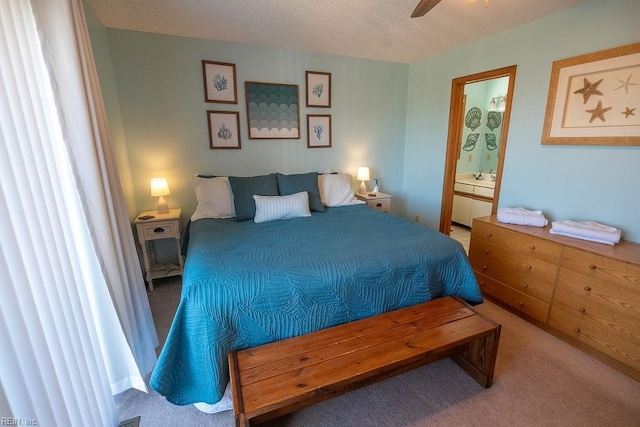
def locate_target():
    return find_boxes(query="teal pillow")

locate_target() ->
[228,174,279,221]
[276,172,325,212]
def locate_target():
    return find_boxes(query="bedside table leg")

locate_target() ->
[140,241,154,291]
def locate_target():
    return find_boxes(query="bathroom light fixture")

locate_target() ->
[150,177,170,214]
[489,95,507,111]
[356,167,370,194]
[498,95,507,111]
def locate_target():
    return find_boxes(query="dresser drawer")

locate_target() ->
[552,287,640,345]
[548,306,640,372]
[478,273,549,322]
[471,220,561,263]
[561,247,640,293]
[557,268,640,320]
[471,257,554,303]
[139,220,177,241]
[469,239,559,285]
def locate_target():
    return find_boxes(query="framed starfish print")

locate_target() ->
[541,42,640,146]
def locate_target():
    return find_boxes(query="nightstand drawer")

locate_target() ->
[366,199,390,212]
[139,220,177,240]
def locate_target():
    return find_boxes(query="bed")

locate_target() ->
[149,173,482,407]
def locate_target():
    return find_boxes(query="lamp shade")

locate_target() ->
[356,167,370,182]
[150,178,170,197]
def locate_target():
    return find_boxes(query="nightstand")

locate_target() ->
[134,209,183,291]
[356,192,392,212]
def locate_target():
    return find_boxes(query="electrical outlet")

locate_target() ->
[467,154,472,162]
[487,154,491,161]
[414,215,420,223]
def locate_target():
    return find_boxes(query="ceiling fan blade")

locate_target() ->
[411,0,443,18]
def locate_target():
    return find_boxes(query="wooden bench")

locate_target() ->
[228,296,501,426]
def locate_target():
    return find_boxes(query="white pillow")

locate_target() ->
[317,173,365,207]
[253,192,311,224]
[191,176,236,221]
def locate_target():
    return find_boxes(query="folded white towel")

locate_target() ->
[550,220,621,245]
[497,207,548,227]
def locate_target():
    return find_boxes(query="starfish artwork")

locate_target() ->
[573,77,604,104]
[585,100,612,123]
[622,107,636,118]
[614,74,638,94]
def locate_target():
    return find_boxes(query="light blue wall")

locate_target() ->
[102,30,408,222]
[404,0,640,243]
[84,5,137,219]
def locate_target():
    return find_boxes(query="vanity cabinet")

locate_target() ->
[469,215,640,381]
[452,182,493,227]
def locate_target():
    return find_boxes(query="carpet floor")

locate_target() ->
[117,276,640,426]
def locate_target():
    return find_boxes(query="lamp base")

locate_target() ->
[359,181,366,194]
[157,196,169,214]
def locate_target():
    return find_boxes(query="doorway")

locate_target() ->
[439,65,517,236]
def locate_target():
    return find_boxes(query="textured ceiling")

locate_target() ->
[86,0,589,64]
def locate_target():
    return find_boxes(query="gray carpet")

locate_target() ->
[117,277,640,426]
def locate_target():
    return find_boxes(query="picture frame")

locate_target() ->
[306,71,331,108]
[202,60,238,104]
[307,114,332,148]
[245,81,300,139]
[541,42,640,146]
[207,110,241,149]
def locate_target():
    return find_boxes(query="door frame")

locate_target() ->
[439,65,517,235]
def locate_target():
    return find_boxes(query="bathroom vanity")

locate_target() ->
[452,173,495,227]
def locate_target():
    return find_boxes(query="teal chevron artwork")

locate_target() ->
[245,81,300,139]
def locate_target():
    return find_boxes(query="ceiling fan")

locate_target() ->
[411,0,442,18]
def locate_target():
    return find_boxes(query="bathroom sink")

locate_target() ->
[454,178,495,189]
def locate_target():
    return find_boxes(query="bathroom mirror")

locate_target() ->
[457,77,509,176]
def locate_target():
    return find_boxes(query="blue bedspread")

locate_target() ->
[150,205,482,405]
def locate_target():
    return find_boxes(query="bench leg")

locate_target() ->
[452,326,501,388]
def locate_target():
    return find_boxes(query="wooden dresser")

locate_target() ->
[469,215,640,381]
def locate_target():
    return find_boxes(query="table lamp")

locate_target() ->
[356,167,370,194]
[150,177,170,214]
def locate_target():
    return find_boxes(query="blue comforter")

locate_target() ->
[150,205,482,405]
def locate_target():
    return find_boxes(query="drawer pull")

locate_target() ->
[153,227,165,233]
[487,232,492,237]
[482,265,488,271]
[589,264,597,270]
[529,245,535,251]
[484,249,490,254]
[578,307,586,314]
[584,286,591,292]
[526,264,532,270]
[518,302,525,308]
[376,203,383,208]
[574,328,581,334]
[522,283,528,289]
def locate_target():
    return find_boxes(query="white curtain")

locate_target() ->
[0,0,158,425]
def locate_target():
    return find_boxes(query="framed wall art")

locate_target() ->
[305,71,331,108]
[207,110,241,149]
[307,114,332,148]
[202,60,238,104]
[245,81,300,139]
[541,42,640,146]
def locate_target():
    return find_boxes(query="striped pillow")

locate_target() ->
[253,192,311,224]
